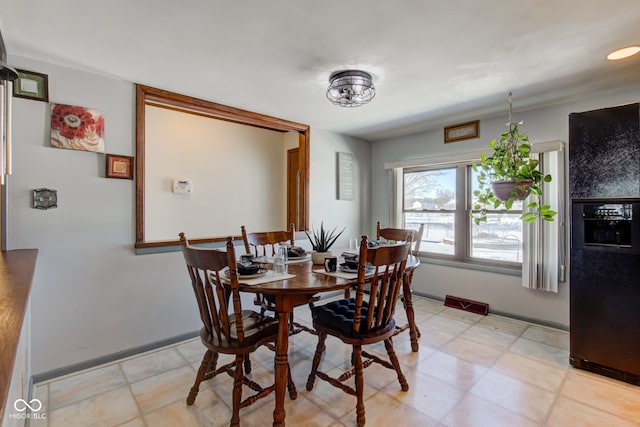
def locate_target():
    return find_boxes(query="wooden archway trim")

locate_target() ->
[134,84,310,249]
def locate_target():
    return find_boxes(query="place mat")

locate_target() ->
[313,268,358,280]
[217,270,296,285]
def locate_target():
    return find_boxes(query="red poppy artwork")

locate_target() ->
[50,103,105,153]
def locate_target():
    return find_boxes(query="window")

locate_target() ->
[389,140,565,286]
[403,163,523,267]
[468,167,524,263]
[404,167,457,256]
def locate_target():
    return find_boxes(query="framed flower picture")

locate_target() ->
[50,103,105,153]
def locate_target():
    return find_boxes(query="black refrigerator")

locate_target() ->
[569,103,640,385]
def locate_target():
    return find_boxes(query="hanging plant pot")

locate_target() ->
[470,92,557,225]
[491,179,533,201]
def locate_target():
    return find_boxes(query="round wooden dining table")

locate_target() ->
[238,255,420,427]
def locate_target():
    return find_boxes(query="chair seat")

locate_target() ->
[202,310,279,350]
[312,298,395,338]
[230,310,279,338]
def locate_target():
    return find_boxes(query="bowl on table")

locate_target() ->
[287,246,307,258]
[237,263,261,275]
[343,258,359,270]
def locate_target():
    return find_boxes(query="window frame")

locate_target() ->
[402,162,524,270]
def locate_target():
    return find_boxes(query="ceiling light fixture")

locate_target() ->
[0,60,19,81]
[326,70,375,107]
[606,46,640,61]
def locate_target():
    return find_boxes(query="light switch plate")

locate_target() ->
[32,188,57,210]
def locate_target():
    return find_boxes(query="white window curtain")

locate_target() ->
[388,168,401,227]
[521,145,567,292]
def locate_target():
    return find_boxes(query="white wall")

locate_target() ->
[7,55,372,375]
[144,105,287,240]
[308,129,372,246]
[372,85,640,327]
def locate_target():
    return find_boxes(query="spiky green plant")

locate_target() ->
[305,222,345,252]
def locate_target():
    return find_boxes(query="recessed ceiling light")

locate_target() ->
[606,46,640,60]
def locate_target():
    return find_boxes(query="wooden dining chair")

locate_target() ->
[306,236,411,427]
[241,223,294,316]
[241,223,295,257]
[377,221,424,351]
[179,233,296,427]
[241,224,317,335]
[376,221,424,256]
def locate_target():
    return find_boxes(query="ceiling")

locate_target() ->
[1,1,639,141]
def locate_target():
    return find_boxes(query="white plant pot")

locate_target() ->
[311,251,332,265]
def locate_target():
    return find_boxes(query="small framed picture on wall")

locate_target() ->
[444,120,479,143]
[106,154,134,180]
[13,69,49,102]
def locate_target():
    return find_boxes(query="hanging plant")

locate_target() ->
[471,93,556,224]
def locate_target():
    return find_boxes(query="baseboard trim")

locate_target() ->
[413,291,569,331]
[32,330,200,384]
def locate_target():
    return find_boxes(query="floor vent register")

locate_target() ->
[444,295,489,315]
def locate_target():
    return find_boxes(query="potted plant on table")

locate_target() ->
[305,222,345,264]
[471,92,556,224]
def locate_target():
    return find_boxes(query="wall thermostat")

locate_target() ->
[173,179,192,194]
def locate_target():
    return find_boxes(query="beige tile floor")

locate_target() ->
[29,296,640,426]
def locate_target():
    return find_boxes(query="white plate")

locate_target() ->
[287,254,308,260]
[224,268,269,279]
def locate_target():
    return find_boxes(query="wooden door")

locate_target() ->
[287,148,300,230]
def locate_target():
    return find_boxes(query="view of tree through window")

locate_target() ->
[404,168,456,255]
[403,165,523,266]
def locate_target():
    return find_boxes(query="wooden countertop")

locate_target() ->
[0,249,38,421]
